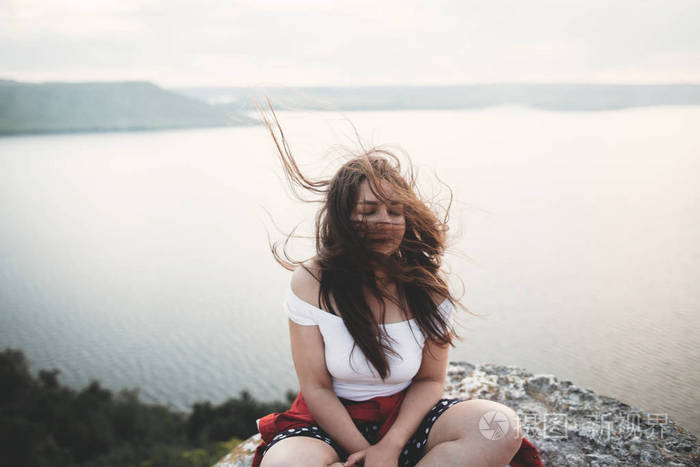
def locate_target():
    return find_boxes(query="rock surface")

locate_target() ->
[214,362,699,466]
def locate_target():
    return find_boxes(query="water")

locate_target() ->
[1,107,698,436]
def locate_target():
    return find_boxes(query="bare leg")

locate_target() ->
[418,439,494,467]
[260,436,340,467]
[416,399,523,467]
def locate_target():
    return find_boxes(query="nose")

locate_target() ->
[375,206,391,223]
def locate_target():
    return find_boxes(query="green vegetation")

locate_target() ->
[0,348,296,467]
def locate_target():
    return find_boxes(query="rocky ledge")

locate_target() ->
[214,362,699,466]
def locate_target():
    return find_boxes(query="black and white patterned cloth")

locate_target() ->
[261,398,463,466]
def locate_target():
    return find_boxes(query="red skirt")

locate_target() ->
[252,389,543,467]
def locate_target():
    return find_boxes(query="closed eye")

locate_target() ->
[360,211,403,216]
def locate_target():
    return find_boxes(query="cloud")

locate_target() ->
[1,0,699,86]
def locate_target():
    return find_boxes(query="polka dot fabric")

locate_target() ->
[396,398,462,465]
[261,398,462,466]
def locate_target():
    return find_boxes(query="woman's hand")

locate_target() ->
[344,439,402,467]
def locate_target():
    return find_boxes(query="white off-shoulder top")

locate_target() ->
[284,284,454,401]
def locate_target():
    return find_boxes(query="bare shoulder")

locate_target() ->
[290,258,322,308]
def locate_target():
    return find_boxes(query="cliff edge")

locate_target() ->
[214,362,699,466]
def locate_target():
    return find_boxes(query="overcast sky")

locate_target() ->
[2,0,699,88]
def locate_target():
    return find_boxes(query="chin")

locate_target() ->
[366,239,401,257]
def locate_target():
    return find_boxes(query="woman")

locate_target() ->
[252,104,543,467]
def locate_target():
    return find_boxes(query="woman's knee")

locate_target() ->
[457,399,523,458]
[260,436,340,467]
[430,399,522,460]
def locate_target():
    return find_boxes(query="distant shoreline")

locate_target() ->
[0,122,240,138]
[177,82,700,112]
[2,79,700,136]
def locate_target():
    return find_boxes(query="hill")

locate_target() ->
[0,79,257,135]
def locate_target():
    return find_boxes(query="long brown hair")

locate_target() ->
[259,99,471,380]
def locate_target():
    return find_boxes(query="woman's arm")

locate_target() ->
[377,337,449,452]
[289,320,371,454]
[288,263,371,454]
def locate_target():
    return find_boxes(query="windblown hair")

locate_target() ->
[259,99,469,380]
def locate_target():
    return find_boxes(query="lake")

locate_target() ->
[0,107,698,436]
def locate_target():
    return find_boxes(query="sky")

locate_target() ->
[2,0,700,88]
